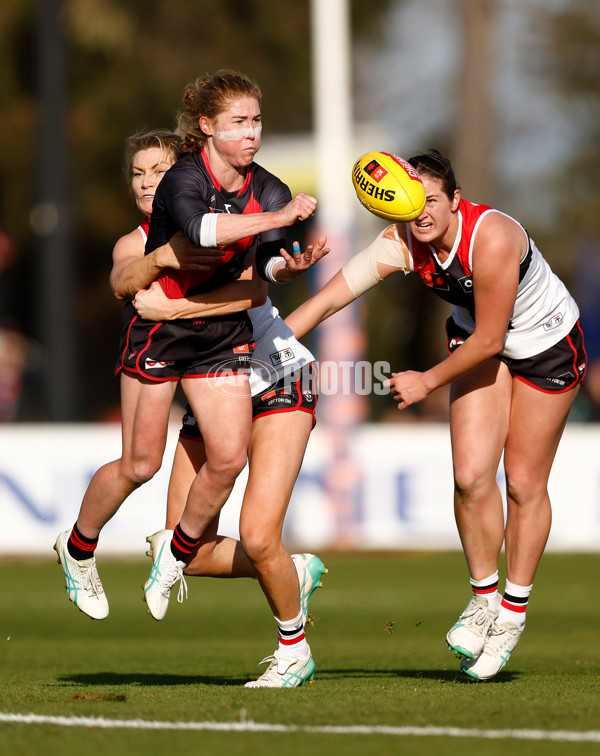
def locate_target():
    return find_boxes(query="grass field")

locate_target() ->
[1,551,599,755]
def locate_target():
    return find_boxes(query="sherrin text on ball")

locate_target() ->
[352,151,426,222]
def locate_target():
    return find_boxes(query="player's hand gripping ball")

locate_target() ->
[352,151,426,222]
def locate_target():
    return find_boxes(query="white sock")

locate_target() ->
[470,571,500,611]
[497,579,532,631]
[275,609,310,658]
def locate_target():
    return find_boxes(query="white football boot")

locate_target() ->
[143,530,187,620]
[54,530,109,620]
[291,553,327,625]
[244,649,315,688]
[460,620,523,680]
[446,594,498,659]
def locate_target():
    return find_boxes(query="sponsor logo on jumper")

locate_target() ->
[270,348,295,366]
[363,159,389,184]
[193,320,206,327]
[145,359,175,369]
[448,337,465,350]
[543,313,563,331]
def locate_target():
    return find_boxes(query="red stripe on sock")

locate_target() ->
[473,585,497,595]
[70,533,96,552]
[173,529,199,554]
[279,632,306,646]
[501,598,527,613]
[172,539,195,555]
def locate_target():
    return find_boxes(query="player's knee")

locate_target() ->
[122,455,161,486]
[239,528,275,565]
[505,468,540,506]
[206,449,247,482]
[453,463,493,505]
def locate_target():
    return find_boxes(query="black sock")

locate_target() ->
[170,523,200,563]
[67,523,98,561]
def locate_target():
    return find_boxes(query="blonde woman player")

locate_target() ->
[285,150,586,681]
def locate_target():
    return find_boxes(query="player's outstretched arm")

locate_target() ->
[284,269,356,340]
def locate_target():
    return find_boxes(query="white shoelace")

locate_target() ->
[483,622,519,655]
[159,565,188,603]
[82,564,104,597]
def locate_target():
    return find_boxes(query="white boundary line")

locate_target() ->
[1,713,600,742]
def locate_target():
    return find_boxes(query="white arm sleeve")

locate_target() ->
[341,225,411,297]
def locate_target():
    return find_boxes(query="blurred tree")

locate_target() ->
[0,0,394,420]
[548,2,600,245]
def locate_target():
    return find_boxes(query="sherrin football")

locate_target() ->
[352,151,426,222]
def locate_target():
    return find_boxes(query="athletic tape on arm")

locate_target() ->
[342,224,411,297]
[200,213,218,247]
[262,256,282,283]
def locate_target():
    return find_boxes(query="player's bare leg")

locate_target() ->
[165,436,255,577]
[502,379,579,586]
[178,374,252,538]
[241,411,324,688]
[449,358,512,578]
[459,374,578,680]
[239,410,314,620]
[143,375,252,620]
[445,359,511,657]
[55,373,176,619]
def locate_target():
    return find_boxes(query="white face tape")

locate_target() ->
[215,124,263,142]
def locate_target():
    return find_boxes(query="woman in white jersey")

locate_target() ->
[285,150,586,681]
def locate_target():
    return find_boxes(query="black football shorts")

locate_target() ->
[115,304,254,382]
[446,317,586,393]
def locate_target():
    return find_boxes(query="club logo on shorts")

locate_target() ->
[270,348,295,366]
[145,358,174,369]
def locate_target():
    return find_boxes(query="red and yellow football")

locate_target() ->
[352,151,426,222]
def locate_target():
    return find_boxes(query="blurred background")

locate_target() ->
[1,0,599,552]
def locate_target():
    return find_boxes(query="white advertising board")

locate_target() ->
[0,423,598,555]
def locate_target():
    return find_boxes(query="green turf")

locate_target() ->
[0,552,599,755]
